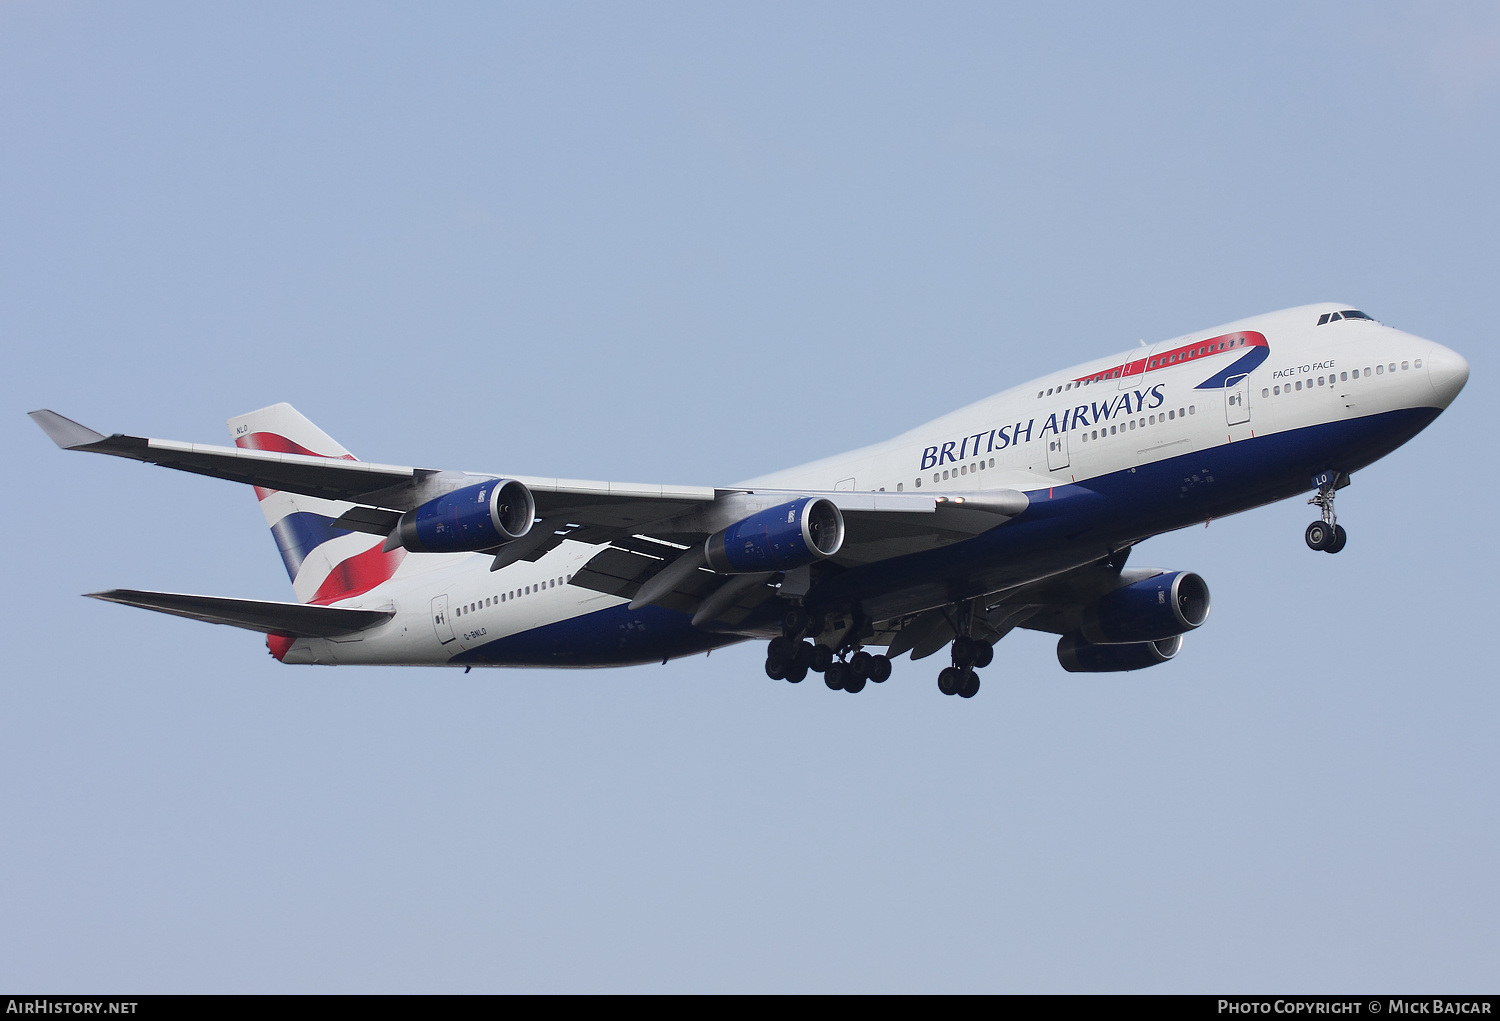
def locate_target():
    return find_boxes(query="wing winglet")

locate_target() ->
[28,409,107,449]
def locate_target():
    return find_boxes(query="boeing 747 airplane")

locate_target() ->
[31,303,1468,698]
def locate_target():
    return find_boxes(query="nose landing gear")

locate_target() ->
[1305,470,1349,554]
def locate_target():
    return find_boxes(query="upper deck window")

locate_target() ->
[1317,310,1374,325]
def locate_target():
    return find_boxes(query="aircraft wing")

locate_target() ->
[31,410,1033,582]
[86,589,394,637]
[28,409,718,521]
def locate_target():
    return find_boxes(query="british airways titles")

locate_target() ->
[919,384,1168,470]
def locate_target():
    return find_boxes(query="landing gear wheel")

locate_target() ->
[825,662,849,691]
[781,607,809,637]
[1305,521,1332,551]
[784,663,807,684]
[849,651,873,682]
[844,673,867,694]
[951,636,978,668]
[767,636,796,662]
[938,666,963,696]
[810,644,833,673]
[971,641,994,670]
[869,655,892,683]
[1327,524,1348,554]
[765,657,788,680]
[958,670,980,698]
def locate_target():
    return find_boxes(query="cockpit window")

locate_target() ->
[1318,309,1373,325]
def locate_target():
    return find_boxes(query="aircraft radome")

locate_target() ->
[32,303,1469,698]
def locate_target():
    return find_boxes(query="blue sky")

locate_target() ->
[2,1,1496,991]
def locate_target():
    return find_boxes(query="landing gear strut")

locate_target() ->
[937,606,992,698]
[1305,471,1349,554]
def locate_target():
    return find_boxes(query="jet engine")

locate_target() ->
[1057,633,1182,673]
[705,497,845,574]
[1079,571,1210,645]
[392,479,535,553]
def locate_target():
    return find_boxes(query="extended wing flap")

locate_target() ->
[87,589,393,637]
[570,545,725,616]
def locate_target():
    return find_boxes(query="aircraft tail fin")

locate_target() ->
[226,403,405,604]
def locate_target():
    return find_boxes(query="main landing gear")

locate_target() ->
[763,637,891,691]
[764,607,891,694]
[937,634,992,699]
[1305,470,1349,554]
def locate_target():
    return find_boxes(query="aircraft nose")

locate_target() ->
[1426,344,1470,408]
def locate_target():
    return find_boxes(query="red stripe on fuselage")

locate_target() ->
[1072,331,1268,385]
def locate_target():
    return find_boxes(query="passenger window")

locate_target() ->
[1110,425,1116,434]
[989,458,995,467]
[1295,380,1302,390]
[1341,372,1347,381]
[1388,363,1396,372]
[1414,358,1422,368]
[1273,385,1280,395]
[897,483,903,491]
[914,478,921,488]
[1318,377,1324,385]
[1189,406,1195,414]
[1129,420,1136,430]
[1262,388,1269,397]
[1376,365,1383,374]
[1401,361,1409,370]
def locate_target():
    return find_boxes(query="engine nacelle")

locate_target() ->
[394,479,535,553]
[1080,570,1210,645]
[1057,633,1182,673]
[705,497,845,574]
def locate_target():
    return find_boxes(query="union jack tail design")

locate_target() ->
[226,403,405,606]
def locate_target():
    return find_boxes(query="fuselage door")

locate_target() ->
[431,594,456,644]
[1119,342,1163,390]
[1046,426,1070,470]
[1225,373,1251,426]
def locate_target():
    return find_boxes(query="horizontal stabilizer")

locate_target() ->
[86,589,393,637]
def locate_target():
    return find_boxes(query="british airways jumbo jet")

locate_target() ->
[31,303,1468,698]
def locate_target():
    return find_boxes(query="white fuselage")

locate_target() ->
[282,303,1465,667]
